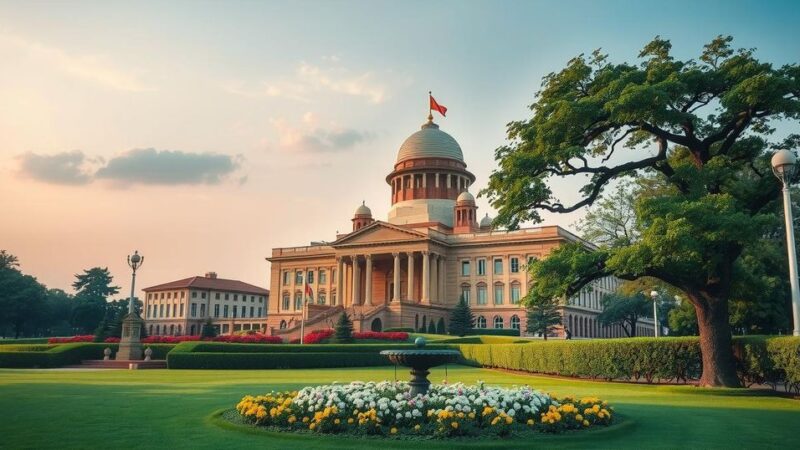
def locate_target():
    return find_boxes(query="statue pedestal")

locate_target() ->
[116,314,143,361]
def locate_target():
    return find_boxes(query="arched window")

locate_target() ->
[318,290,326,305]
[510,315,520,330]
[282,293,290,310]
[177,325,182,335]
[493,316,504,329]
[294,292,303,310]
[149,324,153,335]
[279,320,287,329]
[477,283,488,305]
[170,324,175,335]
[415,314,419,330]
[190,325,195,335]
[460,284,471,304]
[476,316,486,328]
[420,315,427,332]
[510,282,521,304]
[493,282,504,305]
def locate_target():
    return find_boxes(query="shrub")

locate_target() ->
[352,331,409,341]
[468,328,520,337]
[302,329,334,344]
[0,338,49,345]
[104,337,121,343]
[0,343,175,368]
[48,335,94,344]
[334,313,354,343]
[384,327,415,333]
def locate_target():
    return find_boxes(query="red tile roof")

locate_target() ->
[143,276,269,295]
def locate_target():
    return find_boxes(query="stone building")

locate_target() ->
[142,272,268,336]
[265,114,654,340]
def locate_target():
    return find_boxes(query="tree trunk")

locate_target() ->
[694,299,741,387]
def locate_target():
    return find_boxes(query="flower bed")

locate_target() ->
[235,381,613,437]
[48,335,94,344]
[141,334,282,344]
[295,329,410,344]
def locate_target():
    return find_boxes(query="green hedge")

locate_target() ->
[168,351,390,369]
[177,342,451,353]
[0,338,49,345]
[467,328,520,337]
[0,343,175,368]
[384,327,415,333]
[734,336,800,391]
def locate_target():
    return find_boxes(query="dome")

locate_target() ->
[480,213,493,228]
[456,191,475,204]
[354,202,372,216]
[396,121,464,164]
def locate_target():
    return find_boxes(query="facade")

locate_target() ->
[265,114,655,340]
[142,272,269,336]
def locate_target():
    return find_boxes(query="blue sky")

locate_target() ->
[1,0,798,294]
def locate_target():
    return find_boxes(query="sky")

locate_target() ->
[1,0,798,297]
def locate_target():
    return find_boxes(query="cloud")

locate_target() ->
[17,150,93,185]
[17,149,243,187]
[224,61,393,104]
[270,117,374,153]
[95,149,242,185]
[0,32,154,92]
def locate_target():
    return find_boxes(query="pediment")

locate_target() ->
[332,221,427,247]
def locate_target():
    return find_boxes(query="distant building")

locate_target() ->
[142,272,269,336]
[265,114,655,340]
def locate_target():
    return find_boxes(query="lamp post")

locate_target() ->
[117,250,145,360]
[771,149,800,336]
[650,290,660,338]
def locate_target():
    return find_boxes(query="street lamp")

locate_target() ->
[118,250,145,360]
[650,290,660,338]
[127,250,144,315]
[771,149,800,336]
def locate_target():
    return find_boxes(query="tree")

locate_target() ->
[449,295,475,336]
[72,267,120,300]
[525,299,562,340]
[334,313,354,343]
[200,318,217,338]
[0,250,19,270]
[597,293,651,337]
[482,36,800,387]
[576,181,640,247]
[669,301,700,336]
[0,252,47,338]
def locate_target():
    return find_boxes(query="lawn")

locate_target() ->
[1,365,798,449]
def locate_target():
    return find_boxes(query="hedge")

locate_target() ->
[384,327,415,333]
[467,328,520,337]
[0,343,175,368]
[0,338,50,345]
[166,341,454,370]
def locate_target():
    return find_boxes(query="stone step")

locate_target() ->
[67,360,167,369]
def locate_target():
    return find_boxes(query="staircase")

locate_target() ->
[67,359,167,369]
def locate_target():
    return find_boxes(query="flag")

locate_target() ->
[304,282,313,301]
[429,94,447,117]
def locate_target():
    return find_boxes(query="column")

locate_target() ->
[431,254,438,304]
[351,255,360,305]
[392,252,401,302]
[438,255,445,303]
[422,251,430,304]
[364,254,373,306]
[407,251,415,302]
[335,257,343,306]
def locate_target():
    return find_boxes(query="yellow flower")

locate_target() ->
[348,418,354,424]
[575,414,583,421]
[468,412,476,419]
[451,421,459,429]
[583,420,590,427]
[334,418,340,424]
[414,424,421,431]
[390,427,398,435]
[302,417,309,423]
[309,423,316,430]
[505,416,513,425]
[527,419,534,426]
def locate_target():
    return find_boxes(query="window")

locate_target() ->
[283,271,290,285]
[259,296,264,303]
[167,292,171,299]
[179,303,184,317]
[494,283,504,305]
[241,305,246,317]
[257,307,262,317]
[295,271,303,284]
[201,292,206,299]
[294,293,302,310]
[493,258,503,275]
[200,303,206,317]
[477,259,486,276]
[477,284,488,305]
[181,291,185,299]
[160,293,164,299]
[307,271,314,284]
[215,292,220,300]
[192,291,197,298]
[318,293,326,305]
[250,306,254,317]
[233,294,238,302]
[251,296,255,303]
[147,293,152,300]
[511,315,520,330]
[279,320,287,330]
[224,293,229,300]
[460,284,471,304]
[223,305,229,318]
[332,292,337,305]
[494,316,504,329]
[319,270,327,284]
[461,260,470,276]
[510,257,519,273]
[232,306,237,318]
[172,304,177,317]
[511,283,521,304]
[282,293,290,310]
[214,304,220,318]
[476,316,487,328]
[222,324,229,334]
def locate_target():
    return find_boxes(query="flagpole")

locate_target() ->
[428,90,432,119]
[300,283,306,344]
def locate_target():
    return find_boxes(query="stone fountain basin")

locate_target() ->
[379,349,461,370]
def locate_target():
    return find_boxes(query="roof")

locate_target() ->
[396,121,464,164]
[143,276,269,295]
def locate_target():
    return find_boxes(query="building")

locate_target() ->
[265,114,655,340]
[142,272,269,336]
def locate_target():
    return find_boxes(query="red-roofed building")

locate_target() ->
[142,272,269,336]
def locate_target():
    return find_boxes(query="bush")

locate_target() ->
[352,331,409,341]
[0,338,49,345]
[0,343,176,368]
[468,328,520,337]
[384,327,414,333]
[48,335,94,344]
[734,336,800,392]
[302,329,334,344]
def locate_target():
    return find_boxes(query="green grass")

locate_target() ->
[0,366,798,449]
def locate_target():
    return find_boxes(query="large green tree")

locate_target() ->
[482,36,799,387]
[0,252,47,338]
[449,295,475,336]
[70,267,120,333]
[525,299,562,340]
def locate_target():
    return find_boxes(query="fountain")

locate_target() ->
[380,337,460,396]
